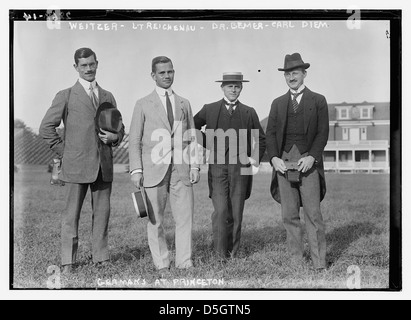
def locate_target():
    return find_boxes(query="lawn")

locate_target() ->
[12,166,390,289]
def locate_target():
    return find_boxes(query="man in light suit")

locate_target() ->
[194,72,266,260]
[40,48,125,274]
[128,56,200,274]
[266,53,329,270]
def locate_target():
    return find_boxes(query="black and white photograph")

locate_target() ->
[7,2,406,301]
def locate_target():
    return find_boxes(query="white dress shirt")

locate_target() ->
[155,86,175,118]
[289,84,305,104]
[223,97,238,111]
[78,77,99,100]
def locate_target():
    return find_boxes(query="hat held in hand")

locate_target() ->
[95,102,123,133]
[278,53,310,72]
[132,188,155,224]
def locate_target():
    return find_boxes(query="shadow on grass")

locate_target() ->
[191,224,287,262]
[110,246,151,263]
[241,225,287,256]
[326,221,377,266]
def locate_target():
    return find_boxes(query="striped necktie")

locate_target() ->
[89,83,99,109]
[291,91,303,113]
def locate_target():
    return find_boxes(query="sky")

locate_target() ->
[13,18,391,133]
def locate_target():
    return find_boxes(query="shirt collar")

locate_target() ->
[78,78,97,92]
[224,97,239,105]
[290,84,306,95]
[155,86,173,97]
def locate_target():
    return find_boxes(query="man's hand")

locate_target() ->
[190,169,200,184]
[298,156,316,173]
[131,173,144,189]
[98,129,118,145]
[248,157,258,167]
[271,157,287,174]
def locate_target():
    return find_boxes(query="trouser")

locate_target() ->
[61,170,112,266]
[145,165,194,269]
[209,164,248,259]
[277,145,326,268]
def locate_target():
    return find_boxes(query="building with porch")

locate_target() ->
[324,101,390,173]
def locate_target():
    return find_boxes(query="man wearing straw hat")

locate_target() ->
[266,53,329,270]
[194,72,266,260]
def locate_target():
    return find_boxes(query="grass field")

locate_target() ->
[12,166,390,289]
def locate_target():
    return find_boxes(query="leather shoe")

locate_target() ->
[95,260,110,268]
[158,267,171,278]
[177,266,195,273]
[311,266,327,273]
[61,264,73,275]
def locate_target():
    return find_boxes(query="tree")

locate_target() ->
[14,119,27,129]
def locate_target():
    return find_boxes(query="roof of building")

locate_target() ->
[260,101,390,131]
[327,101,390,121]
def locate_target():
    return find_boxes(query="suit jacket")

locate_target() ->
[40,81,125,183]
[266,87,329,203]
[128,90,199,188]
[194,99,266,199]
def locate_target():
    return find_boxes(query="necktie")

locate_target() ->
[89,83,99,109]
[227,102,237,116]
[291,91,303,113]
[165,92,174,128]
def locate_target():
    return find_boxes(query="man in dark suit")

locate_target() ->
[40,48,125,274]
[194,72,266,260]
[266,53,329,270]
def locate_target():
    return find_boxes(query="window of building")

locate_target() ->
[340,109,348,119]
[337,107,351,120]
[336,106,352,120]
[359,105,374,119]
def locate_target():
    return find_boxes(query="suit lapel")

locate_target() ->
[97,85,109,106]
[172,93,185,134]
[236,102,249,128]
[209,100,225,129]
[150,91,172,131]
[72,81,95,113]
[236,102,249,149]
[302,88,314,133]
[279,92,290,135]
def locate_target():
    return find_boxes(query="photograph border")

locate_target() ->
[9,8,402,293]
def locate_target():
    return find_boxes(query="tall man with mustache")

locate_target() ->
[40,48,125,274]
[266,53,329,270]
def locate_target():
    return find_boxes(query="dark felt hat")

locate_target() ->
[95,102,123,133]
[278,53,310,71]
